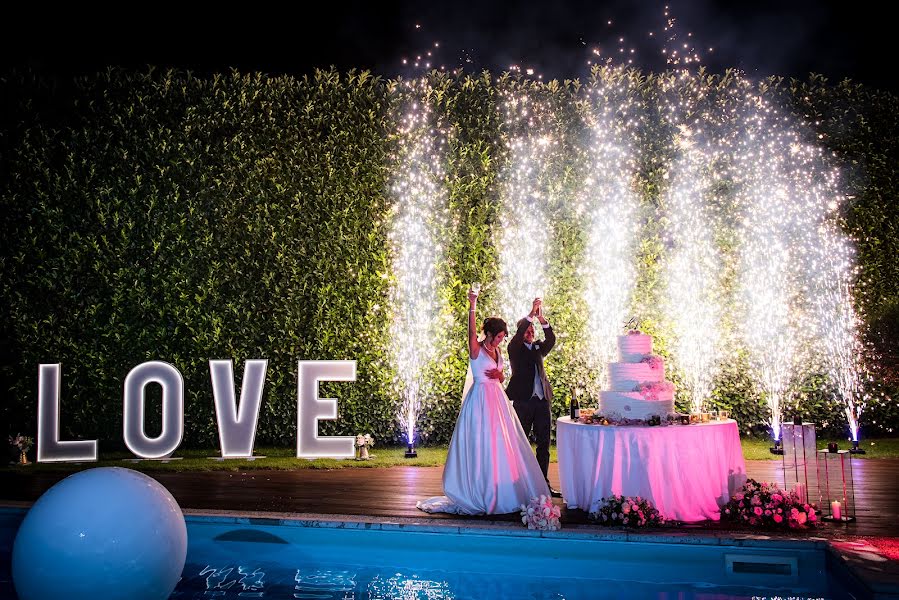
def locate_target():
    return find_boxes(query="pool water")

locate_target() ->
[0,510,854,599]
[171,519,852,600]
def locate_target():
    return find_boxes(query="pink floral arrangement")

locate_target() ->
[633,381,674,401]
[640,355,663,370]
[720,479,818,529]
[520,495,562,531]
[590,495,665,527]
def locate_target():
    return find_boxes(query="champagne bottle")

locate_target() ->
[570,388,580,421]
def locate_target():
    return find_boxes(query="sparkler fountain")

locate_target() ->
[578,72,641,392]
[735,92,823,451]
[387,80,449,457]
[497,87,556,326]
[813,223,867,451]
[658,73,734,414]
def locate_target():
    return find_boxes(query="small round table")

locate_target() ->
[556,417,746,522]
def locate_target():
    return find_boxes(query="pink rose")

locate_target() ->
[773,514,783,523]
[797,512,807,525]
[622,504,631,514]
[754,506,763,516]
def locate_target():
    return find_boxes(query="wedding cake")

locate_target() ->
[599,332,674,420]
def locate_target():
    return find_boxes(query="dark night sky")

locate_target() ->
[1,0,894,93]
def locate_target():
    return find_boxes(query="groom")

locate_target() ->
[507,298,560,497]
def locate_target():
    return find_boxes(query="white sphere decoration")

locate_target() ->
[12,467,187,600]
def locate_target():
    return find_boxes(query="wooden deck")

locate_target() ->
[2,458,897,539]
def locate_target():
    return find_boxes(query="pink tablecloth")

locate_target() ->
[557,417,747,522]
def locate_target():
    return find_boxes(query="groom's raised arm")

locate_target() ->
[540,322,555,355]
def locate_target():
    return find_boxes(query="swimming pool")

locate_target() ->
[1,509,856,599]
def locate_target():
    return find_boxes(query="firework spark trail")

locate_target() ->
[662,124,726,414]
[578,72,641,391]
[387,80,448,447]
[497,89,556,324]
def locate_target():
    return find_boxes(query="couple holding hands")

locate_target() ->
[418,292,558,515]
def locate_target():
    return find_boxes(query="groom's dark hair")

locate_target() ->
[482,317,508,337]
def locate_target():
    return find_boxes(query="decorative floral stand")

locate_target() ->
[818,449,856,523]
[781,423,816,504]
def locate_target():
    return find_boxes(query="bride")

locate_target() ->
[417,289,550,515]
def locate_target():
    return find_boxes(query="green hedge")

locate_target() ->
[1,67,897,449]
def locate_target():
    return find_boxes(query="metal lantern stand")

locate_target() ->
[818,449,856,523]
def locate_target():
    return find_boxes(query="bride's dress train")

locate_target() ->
[417,348,550,515]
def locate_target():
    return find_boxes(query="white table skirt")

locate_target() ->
[557,417,747,522]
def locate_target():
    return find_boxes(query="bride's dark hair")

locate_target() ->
[482,317,508,338]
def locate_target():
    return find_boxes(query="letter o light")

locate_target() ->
[123,361,184,459]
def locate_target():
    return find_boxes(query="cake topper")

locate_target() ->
[623,316,641,334]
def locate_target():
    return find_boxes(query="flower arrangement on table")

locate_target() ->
[590,495,665,527]
[355,434,374,460]
[9,434,34,464]
[578,413,683,427]
[720,479,818,529]
[520,495,562,531]
[633,381,674,401]
[639,354,664,370]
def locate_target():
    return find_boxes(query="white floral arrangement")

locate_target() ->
[9,434,33,453]
[355,434,374,448]
[520,495,562,531]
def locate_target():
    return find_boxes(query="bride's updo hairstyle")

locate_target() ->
[482,317,508,339]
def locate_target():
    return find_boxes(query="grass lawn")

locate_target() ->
[5,436,898,474]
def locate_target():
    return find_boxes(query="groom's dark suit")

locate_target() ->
[506,317,556,482]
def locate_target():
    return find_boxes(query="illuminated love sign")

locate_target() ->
[36,360,356,462]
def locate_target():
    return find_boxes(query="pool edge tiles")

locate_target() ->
[181,508,833,550]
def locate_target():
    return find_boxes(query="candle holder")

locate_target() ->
[781,422,816,506]
[817,449,856,523]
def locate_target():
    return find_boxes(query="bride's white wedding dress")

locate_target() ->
[417,346,550,515]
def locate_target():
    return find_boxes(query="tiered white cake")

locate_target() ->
[599,333,674,420]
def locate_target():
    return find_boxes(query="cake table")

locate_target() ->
[557,416,746,522]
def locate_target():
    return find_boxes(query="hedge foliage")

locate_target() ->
[1,67,897,449]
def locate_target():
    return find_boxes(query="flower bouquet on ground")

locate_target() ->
[9,434,34,465]
[520,495,562,531]
[589,495,666,527]
[720,479,818,529]
[355,434,374,460]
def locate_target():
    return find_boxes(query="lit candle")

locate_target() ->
[831,500,842,521]
[794,482,807,504]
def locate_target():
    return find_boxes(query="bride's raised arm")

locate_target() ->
[467,289,480,359]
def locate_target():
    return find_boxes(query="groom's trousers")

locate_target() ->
[513,395,551,482]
